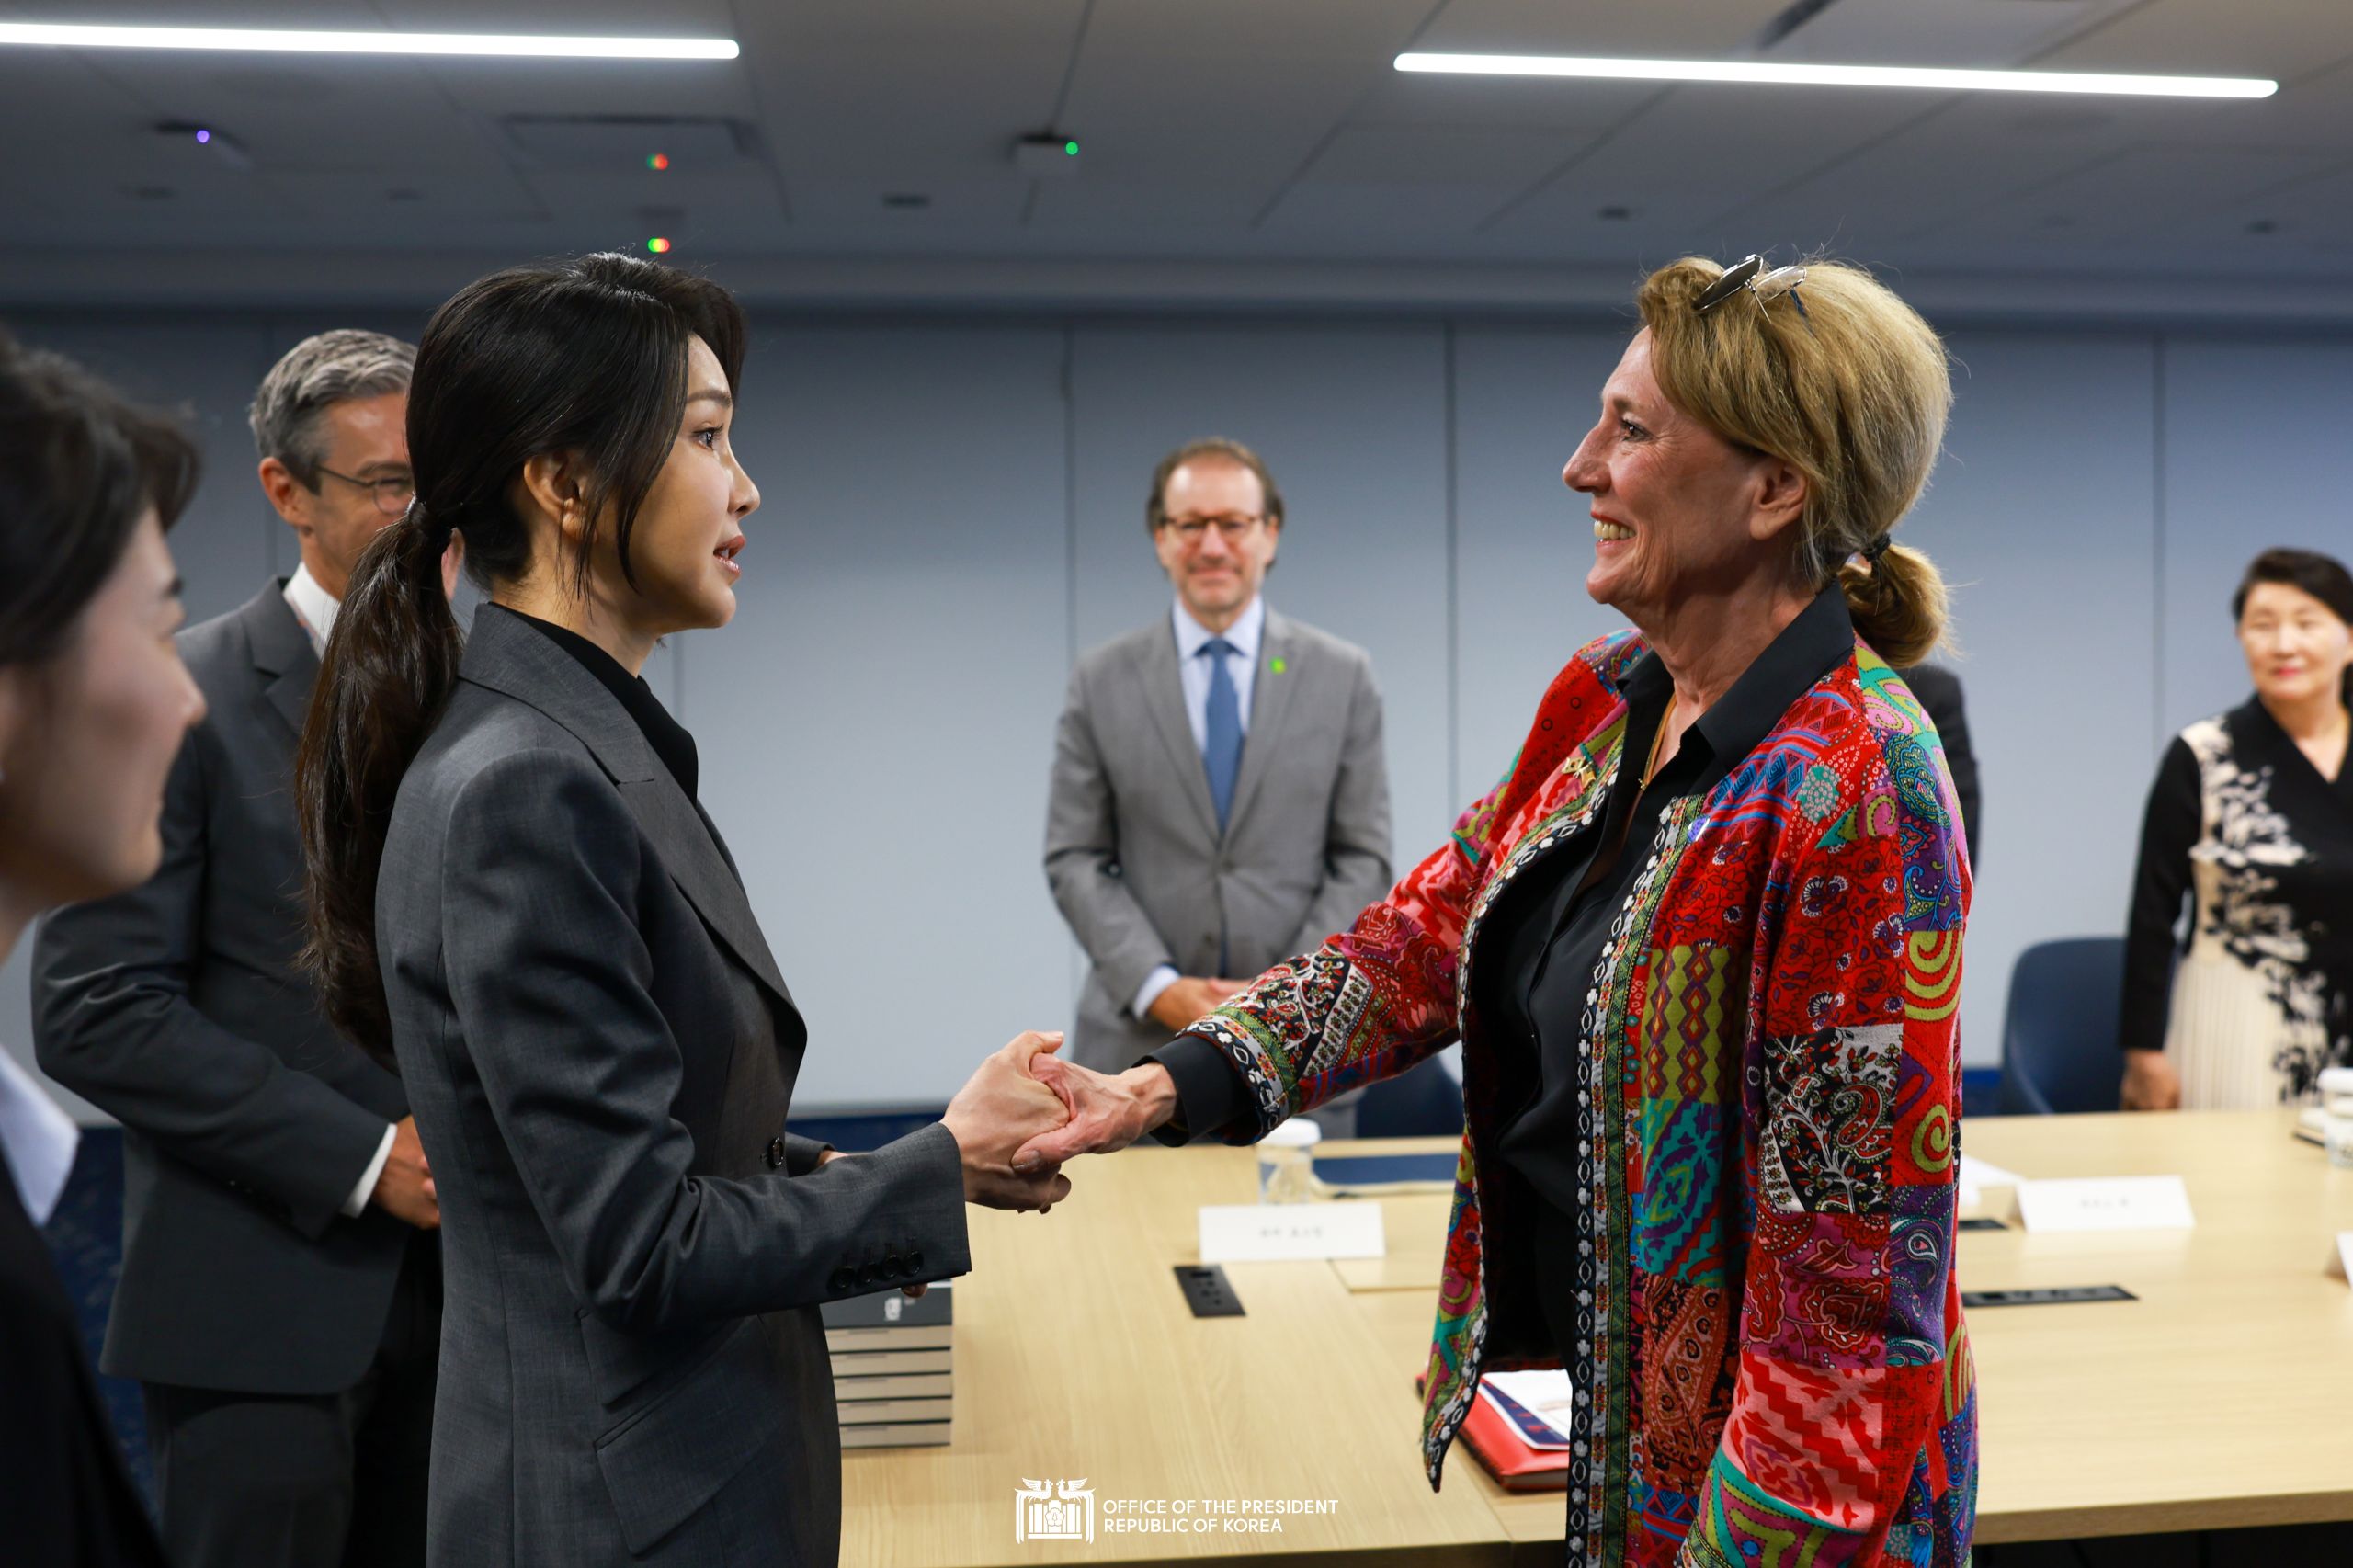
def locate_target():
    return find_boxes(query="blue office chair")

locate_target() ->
[1354,1051,1466,1138]
[1998,937,2130,1115]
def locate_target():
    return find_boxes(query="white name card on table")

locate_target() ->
[1199,1202,1385,1263]
[1956,1153,2027,1211]
[2328,1233,2353,1285]
[2015,1176,2195,1233]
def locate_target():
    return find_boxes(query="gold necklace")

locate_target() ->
[1641,709,1674,787]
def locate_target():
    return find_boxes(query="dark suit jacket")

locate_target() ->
[379,606,970,1568]
[33,582,414,1394]
[0,1163,168,1568]
[1900,663,1983,869]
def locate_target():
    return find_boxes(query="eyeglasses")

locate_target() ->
[1160,514,1266,545]
[1693,252,1810,319]
[314,464,416,517]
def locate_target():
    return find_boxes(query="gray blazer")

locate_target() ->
[34,582,413,1394]
[379,607,970,1567]
[1045,607,1392,1072]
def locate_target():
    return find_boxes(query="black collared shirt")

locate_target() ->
[498,606,699,801]
[1487,585,1857,1218]
[1148,585,1856,1161]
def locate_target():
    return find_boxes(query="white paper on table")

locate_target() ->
[1198,1202,1384,1263]
[2329,1233,2353,1284]
[1958,1153,2025,1190]
[2016,1175,2195,1233]
[1480,1369,1576,1449]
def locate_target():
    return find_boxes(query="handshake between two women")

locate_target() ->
[937,1031,1193,1212]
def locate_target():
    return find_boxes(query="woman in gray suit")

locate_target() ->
[295,254,1071,1568]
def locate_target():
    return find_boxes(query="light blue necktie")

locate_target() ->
[1200,637,1244,835]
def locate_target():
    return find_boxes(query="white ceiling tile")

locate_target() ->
[1917,142,2350,250]
[1767,0,2108,66]
[1082,0,1438,63]
[1416,0,1796,57]
[1349,70,1660,132]
[1302,122,1590,187]
[2031,0,2353,77]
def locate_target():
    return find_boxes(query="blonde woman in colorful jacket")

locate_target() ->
[1021,254,1976,1568]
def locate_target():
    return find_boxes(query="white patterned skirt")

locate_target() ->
[2162,955,2302,1108]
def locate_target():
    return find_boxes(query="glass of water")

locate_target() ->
[2325,1116,2353,1171]
[1256,1118,1324,1203]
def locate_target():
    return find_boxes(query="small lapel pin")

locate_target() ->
[1269,657,1287,674]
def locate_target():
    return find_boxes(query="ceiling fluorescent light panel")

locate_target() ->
[1392,52,2277,100]
[0,23,739,61]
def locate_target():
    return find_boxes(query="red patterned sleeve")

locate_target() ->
[1680,678,1972,1566]
[1174,763,1511,1139]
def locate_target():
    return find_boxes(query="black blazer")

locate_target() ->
[0,1163,168,1568]
[34,582,415,1394]
[378,606,971,1567]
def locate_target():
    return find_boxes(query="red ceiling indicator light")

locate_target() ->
[647,152,669,171]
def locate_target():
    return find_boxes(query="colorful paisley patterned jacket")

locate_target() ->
[1179,628,1975,1567]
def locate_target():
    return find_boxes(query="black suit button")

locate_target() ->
[767,1136,787,1169]
[829,1267,855,1292]
[856,1264,879,1287]
[884,1252,905,1277]
[905,1250,924,1273]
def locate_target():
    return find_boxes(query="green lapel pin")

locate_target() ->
[1269,657,1286,675]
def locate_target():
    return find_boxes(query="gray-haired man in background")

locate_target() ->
[36,331,445,1568]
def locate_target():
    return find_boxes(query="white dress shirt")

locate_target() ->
[282,560,341,653]
[0,1049,80,1227]
[1170,593,1265,751]
[1133,595,1268,1019]
[283,563,399,1218]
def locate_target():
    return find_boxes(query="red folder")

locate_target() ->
[1417,1375,1570,1493]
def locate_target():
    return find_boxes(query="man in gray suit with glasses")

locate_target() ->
[1045,437,1392,1125]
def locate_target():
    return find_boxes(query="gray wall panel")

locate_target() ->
[687,324,1074,1108]
[2158,340,2353,738]
[1070,323,1454,865]
[11,314,281,624]
[1907,333,2160,1074]
[1450,324,1635,815]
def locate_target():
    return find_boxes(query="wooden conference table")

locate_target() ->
[839,1111,2353,1564]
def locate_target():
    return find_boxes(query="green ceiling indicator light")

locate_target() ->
[1013,131,1082,177]
[647,153,670,171]
[645,235,672,254]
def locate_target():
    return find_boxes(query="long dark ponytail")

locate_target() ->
[298,253,746,1062]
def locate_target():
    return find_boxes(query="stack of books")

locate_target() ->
[825,1283,952,1449]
